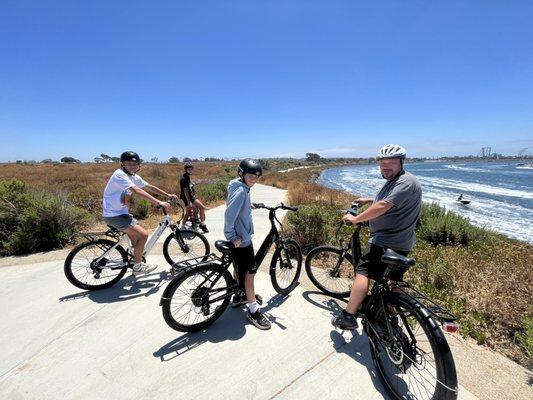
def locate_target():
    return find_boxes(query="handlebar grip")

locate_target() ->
[254,202,265,209]
[346,208,358,216]
[283,205,299,211]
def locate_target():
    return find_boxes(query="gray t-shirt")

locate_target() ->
[369,171,422,251]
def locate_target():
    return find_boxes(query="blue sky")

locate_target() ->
[1,1,532,161]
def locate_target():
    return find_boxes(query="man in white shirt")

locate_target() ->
[102,151,178,276]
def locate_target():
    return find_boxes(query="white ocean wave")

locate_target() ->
[318,165,533,243]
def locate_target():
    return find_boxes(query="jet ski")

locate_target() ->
[456,194,471,205]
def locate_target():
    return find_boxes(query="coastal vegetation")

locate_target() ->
[0,160,531,368]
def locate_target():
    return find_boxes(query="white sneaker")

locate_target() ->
[132,263,157,276]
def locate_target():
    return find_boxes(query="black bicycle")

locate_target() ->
[160,202,302,332]
[359,253,459,400]
[64,203,209,291]
[305,201,363,297]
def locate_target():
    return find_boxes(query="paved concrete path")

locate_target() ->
[0,184,477,399]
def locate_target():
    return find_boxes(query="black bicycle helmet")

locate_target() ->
[238,159,262,177]
[120,151,141,163]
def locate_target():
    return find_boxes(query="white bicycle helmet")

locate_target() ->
[377,144,406,160]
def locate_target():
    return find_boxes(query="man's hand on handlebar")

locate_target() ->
[342,213,358,225]
[232,237,242,248]
[168,194,179,202]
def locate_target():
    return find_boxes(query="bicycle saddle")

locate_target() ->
[215,240,235,253]
[381,249,415,267]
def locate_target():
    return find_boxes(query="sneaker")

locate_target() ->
[331,310,359,330]
[247,309,271,330]
[199,223,209,233]
[231,290,248,308]
[132,262,157,276]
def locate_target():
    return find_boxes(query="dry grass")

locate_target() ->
[0,162,237,219]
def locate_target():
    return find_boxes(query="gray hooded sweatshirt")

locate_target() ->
[224,178,254,246]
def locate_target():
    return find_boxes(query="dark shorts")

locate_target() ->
[181,196,197,207]
[232,244,257,274]
[356,243,409,281]
[103,214,138,231]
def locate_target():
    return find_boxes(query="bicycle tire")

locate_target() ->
[64,239,129,290]
[161,263,233,332]
[366,291,458,400]
[270,238,302,295]
[162,229,210,266]
[304,246,355,298]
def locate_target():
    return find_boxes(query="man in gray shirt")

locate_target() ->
[332,144,422,330]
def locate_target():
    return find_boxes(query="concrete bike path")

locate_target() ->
[0,183,477,399]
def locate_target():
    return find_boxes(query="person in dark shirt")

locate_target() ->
[179,163,208,232]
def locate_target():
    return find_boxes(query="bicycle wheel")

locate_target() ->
[270,238,302,295]
[162,229,210,266]
[64,239,129,290]
[161,263,233,332]
[305,246,354,297]
[366,292,458,400]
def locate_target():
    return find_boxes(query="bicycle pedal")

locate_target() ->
[255,294,263,305]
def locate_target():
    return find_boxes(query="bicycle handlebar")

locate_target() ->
[253,202,299,212]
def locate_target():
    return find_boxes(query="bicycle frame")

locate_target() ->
[90,210,177,268]
[254,208,283,268]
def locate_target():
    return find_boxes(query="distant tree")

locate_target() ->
[150,157,158,163]
[41,159,53,164]
[111,157,120,162]
[60,157,80,163]
[100,153,112,162]
[94,157,103,163]
[168,157,180,163]
[306,153,321,162]
[258,159,271,170]
[183,157,192,163]
[16,160,23,164]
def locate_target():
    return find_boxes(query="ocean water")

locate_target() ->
[317,161,533,243]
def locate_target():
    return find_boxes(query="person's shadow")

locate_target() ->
[301,290,389,398]
[59,270,173,304]
[154,289,294,361]
[154,307,247,361]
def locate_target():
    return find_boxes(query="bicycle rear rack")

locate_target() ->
[171,253,222,274]
[395,282,457,322]
[71,229,122,242]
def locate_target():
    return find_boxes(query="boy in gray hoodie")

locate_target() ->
[224,159,271,330]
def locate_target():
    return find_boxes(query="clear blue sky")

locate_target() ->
[1,0,532,161]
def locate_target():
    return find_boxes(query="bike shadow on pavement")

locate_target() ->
[301,290,388,397]
[153,292,293,362]
[59,270,173,304]
[259,292,292,330]
[330,330,388,397]
[153,308,247,362]
[301,290,347,318]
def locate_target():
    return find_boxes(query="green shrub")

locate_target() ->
[285,204,340,253]
[196,179,229,203]
[0,179,92,255]
[516,310,533,363]
[417,202,489,246]
[129,197,151,219]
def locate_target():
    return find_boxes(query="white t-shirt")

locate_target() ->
[102,169,149,217]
